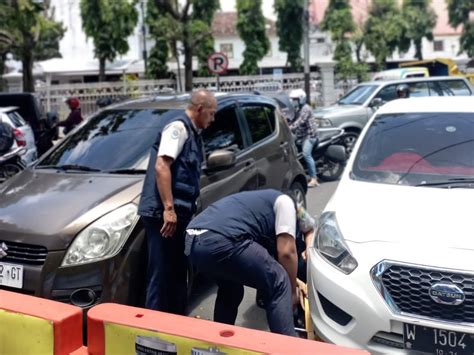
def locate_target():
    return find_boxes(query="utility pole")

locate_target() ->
[303,0,310,103]
[141,0,148,74]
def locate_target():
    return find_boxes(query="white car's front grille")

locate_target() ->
[372,261,474,325]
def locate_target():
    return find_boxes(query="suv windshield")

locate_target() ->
[338,85,378,105]
[352,112,474,186]
[38,108,179,171]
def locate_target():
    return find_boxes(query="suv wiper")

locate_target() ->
[36,164,101,172]
[416,178,474,188]
[103,168,147,175]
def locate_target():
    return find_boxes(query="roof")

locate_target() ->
[377,96,474,114]
[360,76,470,86]
[309,0,462,36]
[212,11,276,37]
[105,93,277,111]
[0,107,19,113]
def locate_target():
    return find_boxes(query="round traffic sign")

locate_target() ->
[207,52,229,75]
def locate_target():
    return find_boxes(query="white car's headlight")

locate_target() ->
[314,211,358,274]
[316,118,332,128]
[61,204,138,267]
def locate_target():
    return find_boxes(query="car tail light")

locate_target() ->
[13,128,26,146]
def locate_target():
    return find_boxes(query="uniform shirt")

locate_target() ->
[187,194,296,239]
[157,121,189,159]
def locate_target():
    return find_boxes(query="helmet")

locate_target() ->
[396,84,410,98]
[289,89,307,106]
[66,97,80,109]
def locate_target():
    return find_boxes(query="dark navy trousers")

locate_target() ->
[143,216,189,315]
[186,232,296,336]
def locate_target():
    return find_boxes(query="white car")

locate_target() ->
[307,97,474,354]
[0,107,37,165]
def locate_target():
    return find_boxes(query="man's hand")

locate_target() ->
[160,209,177,238]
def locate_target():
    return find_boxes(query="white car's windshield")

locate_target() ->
[338,85,378,105]
[352,112,474,186]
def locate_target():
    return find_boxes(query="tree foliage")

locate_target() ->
[447,0,474,57]
[192,0,220,77]
[80,0,138,82]
[148,0,218,90]
[274,0,303,71]
[321,0,367,81]
[146,1,171,79]
[236,0,270,75]
[399,0,437,60]
[364,0,404,69]
[1,0,65,92]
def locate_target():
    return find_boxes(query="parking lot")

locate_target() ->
[188,181,339,331]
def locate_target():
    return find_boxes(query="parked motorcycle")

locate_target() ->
[294,127,347,182]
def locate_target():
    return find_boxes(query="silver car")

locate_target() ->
[314,76,473,155]
[0,107,37,165]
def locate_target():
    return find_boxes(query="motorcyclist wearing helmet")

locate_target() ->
[396,84,410,99]
[289,89,320,188]
[57,97,84,135]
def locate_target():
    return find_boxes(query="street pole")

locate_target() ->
[141,0,148,75]
[303,0,311,103]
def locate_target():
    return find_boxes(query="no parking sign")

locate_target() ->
[207,52,229,75]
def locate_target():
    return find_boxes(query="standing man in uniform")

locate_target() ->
[138,89,217,314]
[184,189,315,336]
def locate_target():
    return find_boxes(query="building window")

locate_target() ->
[434,40,444,52]
[220,43,234,59]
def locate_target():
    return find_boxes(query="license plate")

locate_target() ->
[404,323,474,355]
[0,262,23,288]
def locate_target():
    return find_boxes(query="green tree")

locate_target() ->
[1,0,65,92]
[236,0,270,75]
[150,0,219,90]
[80,0,138,82]
[321,0,367,81]
[146,1,171,79]
[274,0,303,71]
[399,0,437,60]
[447,0,474,57]
[192,0,220,77]
[364,0,404,69]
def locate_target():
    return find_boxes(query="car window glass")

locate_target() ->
[352,112,474,186]
[202,106,243,156]
[408,82,429,97]
[338,85,378,105]
[7,112,26,127]
[38,109,179,171]
[427,82,443,96]
[437,80,471,96]
[374,85,398,102]
[242,105,275,144]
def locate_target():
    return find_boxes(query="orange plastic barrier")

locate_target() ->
[87,303,369,355]
[0,290,83,355]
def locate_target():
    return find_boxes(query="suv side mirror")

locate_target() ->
[369,98,384,109]
[206,149,236,171]
[326,145,348,163]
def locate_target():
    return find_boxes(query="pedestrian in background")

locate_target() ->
[184,189,315,336]
[57,97,84,135]
[138,89,217,314]
[289,89,320,188]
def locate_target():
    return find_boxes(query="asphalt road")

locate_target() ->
[187,180,340,331]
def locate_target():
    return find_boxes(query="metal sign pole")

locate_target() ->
[216,74,220,91]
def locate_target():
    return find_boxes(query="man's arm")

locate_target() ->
[277,233,298,307]
[155,155,177,237]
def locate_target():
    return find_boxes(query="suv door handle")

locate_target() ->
[243,160,255,172]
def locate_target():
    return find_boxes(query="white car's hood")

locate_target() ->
[329,179,474,250]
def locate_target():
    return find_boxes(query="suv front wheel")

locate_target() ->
[290,181,306,208]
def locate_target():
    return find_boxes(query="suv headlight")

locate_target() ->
[61,204,138,267]
[316,118,332,128]
[314,211,358,274]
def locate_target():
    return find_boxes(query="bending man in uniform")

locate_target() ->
[184,189,315,336]
[138,89,217,314]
